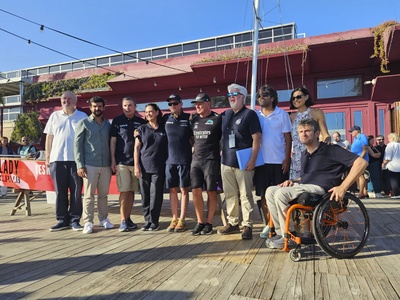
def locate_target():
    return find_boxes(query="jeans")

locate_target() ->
[367,161,382,193]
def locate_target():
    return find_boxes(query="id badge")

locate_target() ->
[229,133,235,148]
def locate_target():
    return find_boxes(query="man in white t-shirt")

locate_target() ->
[332,132,350,150]
[254,85,292,238]
[44,91,87,232]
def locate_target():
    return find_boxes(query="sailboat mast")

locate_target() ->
[250,0,260,110]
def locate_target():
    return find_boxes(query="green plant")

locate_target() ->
[370,20,400,73]
[10,111,43,143]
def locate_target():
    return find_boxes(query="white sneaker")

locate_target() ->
[375,193,384,198]
[99,218,114,229]
[260,225,270,239]
[266,236,284,249]
[83,222,93,234]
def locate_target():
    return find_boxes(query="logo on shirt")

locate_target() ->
[235,119,242,125]
[205,120,214,125]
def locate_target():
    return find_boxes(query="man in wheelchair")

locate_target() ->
[265,118,368,249]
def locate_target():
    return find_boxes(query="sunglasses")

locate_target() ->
[168,102,180,106]
[376,139,384,141]
[257,92,271,98]
[291,95,303,101]
[227,92,242,97]
[22,140,27,142]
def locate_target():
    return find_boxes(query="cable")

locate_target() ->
[0,8,190,75]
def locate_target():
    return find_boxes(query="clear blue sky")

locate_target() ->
[0,0,399,72]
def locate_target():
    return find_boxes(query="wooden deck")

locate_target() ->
[1,192,400,300]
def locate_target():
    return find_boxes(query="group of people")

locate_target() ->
[42,84,395,247]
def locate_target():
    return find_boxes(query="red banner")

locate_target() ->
[0,159,118,194]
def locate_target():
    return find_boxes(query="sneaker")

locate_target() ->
[166,219,178,232]
[375,193,384,198]
[83,222,93,234]
[119,220,129,232]
[49,220,69,232]
[259,225,270,239]
[242,226,253,240]
[70,222,83,231]
[217,223,240,235]
[149,223,159,231]
[201,223,213,235]
[266,236,284,249]
[99,218,114,229]
[192,223,205,236]
[174,219,186,232]
[391,195,400,199]
[126,218,137,230]
[142,221,151,231]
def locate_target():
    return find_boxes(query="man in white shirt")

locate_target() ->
[44,91,87,232]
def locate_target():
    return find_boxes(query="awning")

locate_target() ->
[371,74,400,101]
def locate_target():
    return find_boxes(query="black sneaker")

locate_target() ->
[201,223,213,235]
[192,223,205,236]
[49,220,69,232]
[126,218,138,230]
[70,222,83,231]
[217,223,240,235]
[141,221,151,231]
[149,223,160,231]
[241,226,253,240]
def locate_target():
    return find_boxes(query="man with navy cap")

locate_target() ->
[190,93,222,235]
[163,94,193,232]
[349,125,369,198]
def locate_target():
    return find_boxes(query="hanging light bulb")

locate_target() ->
[154,81,157,86]
[179,86,182,91]
[213,77,216,83]
[200,88,202,93]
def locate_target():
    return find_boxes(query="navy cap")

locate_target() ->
[166,94,182,102]
[191,93,210,103]
[348,125,361,132]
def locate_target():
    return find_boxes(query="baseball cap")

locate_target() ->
[191,93,210,103]
[348,125,361,132]
[166,94,182,102]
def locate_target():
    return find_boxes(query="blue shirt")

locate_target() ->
[351,133,369,162]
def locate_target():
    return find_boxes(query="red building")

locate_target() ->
[1,22,399,143]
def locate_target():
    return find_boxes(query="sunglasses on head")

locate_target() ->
[292,95,303,101]
[168,102,180,106]
[227,92,242,97]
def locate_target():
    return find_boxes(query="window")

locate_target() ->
[3,107,22,122]
[317,76,362,99]
[73,62,84,70]
[110,55,123,65]
[97,57,109,66]
[378,109,385,136]
[277,89,292,102]
[325,112,346,137]
[49,65,60,73]
[60,64,72,72]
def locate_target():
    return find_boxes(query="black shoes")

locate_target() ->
[241,226,253,240]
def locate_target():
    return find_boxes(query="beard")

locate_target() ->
[93,110,103,117]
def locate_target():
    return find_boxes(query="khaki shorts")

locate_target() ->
[116,165,139,192]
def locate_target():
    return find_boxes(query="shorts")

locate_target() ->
[190,159,220,191]
[254,163,288,197]
[165,163,191,188]
[116,164,139,192]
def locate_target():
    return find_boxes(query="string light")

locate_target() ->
[213,77,216,83]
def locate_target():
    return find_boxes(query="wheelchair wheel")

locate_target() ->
[312,193,369,259]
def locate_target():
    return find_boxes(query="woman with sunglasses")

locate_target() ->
[289,87,330,180]
[134,103,168,230]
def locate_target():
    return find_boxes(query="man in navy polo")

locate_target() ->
[110,96,146,232]
[218,83,261,240]
[163,94,193,232]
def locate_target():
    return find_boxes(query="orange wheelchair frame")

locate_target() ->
[268,192,370,262]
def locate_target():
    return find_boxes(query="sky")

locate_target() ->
[0,0,399,72]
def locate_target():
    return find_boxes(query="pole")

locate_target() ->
[250,0,260,110]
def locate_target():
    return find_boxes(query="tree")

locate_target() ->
[10,111,43,143]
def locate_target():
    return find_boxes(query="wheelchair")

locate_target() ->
[268,192,370,262]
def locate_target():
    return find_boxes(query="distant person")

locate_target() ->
[74,96,113,234]
[110,96,146,232]
[376,135,390,195]
[17,136,37,158]
[134,103,168,231]
[44,91,87,231]
[0,136,14,197]
[332,132,350,150]
[366,135,383,198]
[349,125,369,198]
[383,133,400,199]
[190,93,222,235]
[289,87,330,180]
[217,83,261,240]
[163,94,193,233]
[254,85,292,239]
